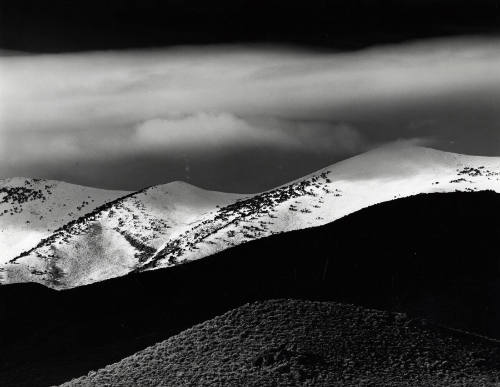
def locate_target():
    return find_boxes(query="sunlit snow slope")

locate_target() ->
[0,178,128,264]
[3,182,245,288]
[144,145,500,270]
[3,145,500,289]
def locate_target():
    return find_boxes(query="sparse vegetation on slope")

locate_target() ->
[10,189,146,264]
[0,178,129,264]
[4,182,243,287]
[144,171,339,268]
[142,154,500,272]
[0,185,46,211]
[61,300,500,386]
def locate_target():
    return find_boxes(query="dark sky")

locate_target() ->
[1,0,500,52]
[1,1,499,192]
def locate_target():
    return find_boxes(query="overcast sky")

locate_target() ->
[1,37,500,192]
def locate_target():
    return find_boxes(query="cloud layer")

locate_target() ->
[1,37,499,191]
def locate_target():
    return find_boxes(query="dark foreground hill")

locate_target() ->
[2,191,500,386]
[62,299,500,386]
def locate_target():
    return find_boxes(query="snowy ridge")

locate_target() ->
[0,178,128,264]
[144,145,500,270]
[3,182,244,288]
[2,145,500,289]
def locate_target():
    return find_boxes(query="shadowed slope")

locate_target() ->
[1,191,500,386]
[61,299,500,386]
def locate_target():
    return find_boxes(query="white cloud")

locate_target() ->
[133,112,294,150]
[0,111,370,173]
[0,36,499,186]
[132,113,368,154]
[1,36,500,134]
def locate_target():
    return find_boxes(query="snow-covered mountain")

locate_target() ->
[0,178,129,264]
[2,145,500,289]
[144,145,500,269]
[3,181,244,288]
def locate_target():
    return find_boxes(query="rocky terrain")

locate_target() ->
[60,299,500,386]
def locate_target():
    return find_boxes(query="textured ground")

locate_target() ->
[61,299,500,386]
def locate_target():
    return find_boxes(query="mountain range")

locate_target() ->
[2,144,500,289]
[2,144,500,385]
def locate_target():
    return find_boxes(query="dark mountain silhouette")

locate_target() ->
[1,190,500,386]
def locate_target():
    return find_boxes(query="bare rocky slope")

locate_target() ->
[3,145,500,289]
[60,299,500,386]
